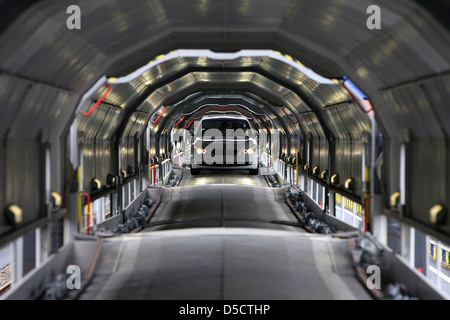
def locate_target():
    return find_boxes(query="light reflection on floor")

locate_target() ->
[179,169,268,187]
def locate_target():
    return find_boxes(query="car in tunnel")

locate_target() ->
[190,114,259,175]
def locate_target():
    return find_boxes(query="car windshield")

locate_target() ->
[201,118,249,136]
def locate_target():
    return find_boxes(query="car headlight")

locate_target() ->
[243,147,256,155]
[194,146,206,154]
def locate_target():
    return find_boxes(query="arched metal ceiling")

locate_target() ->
[1,1,447,93]
[74,50,370,206]
[0,0,449,244]
[154,93,277,132]
[76,50,355,141]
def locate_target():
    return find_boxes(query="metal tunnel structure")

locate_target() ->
[0,0,449,302]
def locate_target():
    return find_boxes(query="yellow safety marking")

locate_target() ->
[77,167,81,233]
[344,198,353,210]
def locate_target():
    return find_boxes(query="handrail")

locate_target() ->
[150,163,158,185]
[186,119,193,129]
[151,106,167,123]
[0,281,11,296]
[81,84,111,116]
[282,106,297,124]
[174,114,185,127]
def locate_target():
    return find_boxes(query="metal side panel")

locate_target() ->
[2,140,44,238]
[0,74,30,140]
[2,239,99,300]
[408,139,449,239]
[377,243,447,300]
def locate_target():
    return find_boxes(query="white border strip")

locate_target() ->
[108,50,335,85]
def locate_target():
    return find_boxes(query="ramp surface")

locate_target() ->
[143,184,302,232]
[78,229,372,300]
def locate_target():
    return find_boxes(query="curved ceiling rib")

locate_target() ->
[154,93,276,132]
